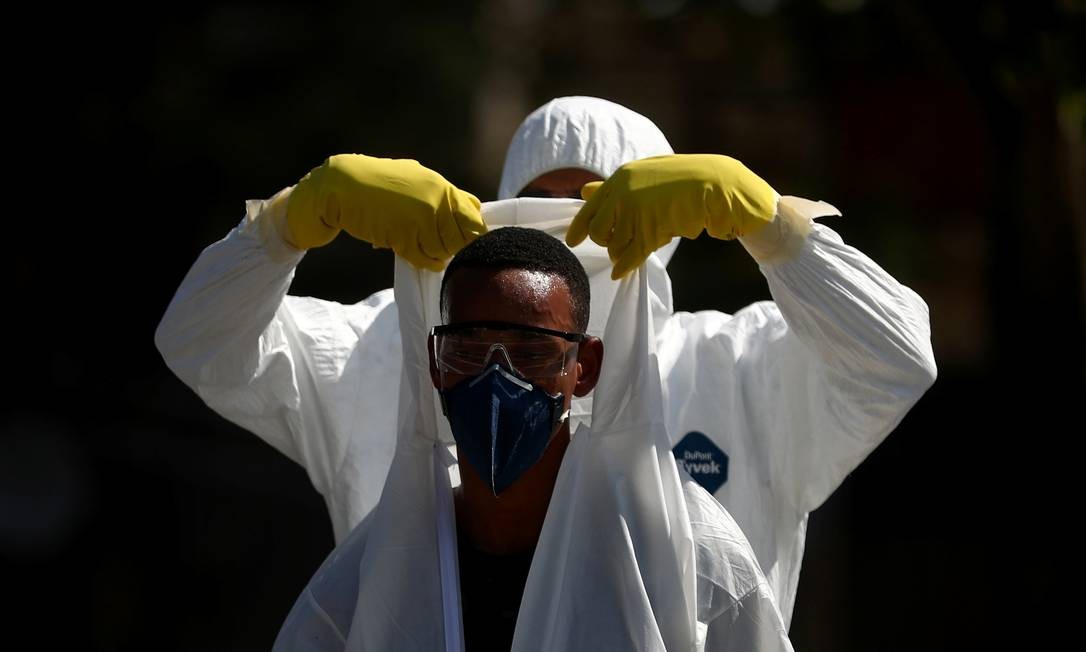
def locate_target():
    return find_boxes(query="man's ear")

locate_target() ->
[428,332,441,390]
[573,336,604,397]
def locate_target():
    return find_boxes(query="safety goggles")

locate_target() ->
[432,320,587,380]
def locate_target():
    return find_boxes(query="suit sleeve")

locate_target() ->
[154,189,398,498]
[662,196,937,514]
[702,583,794,652]
[685,479,795,652]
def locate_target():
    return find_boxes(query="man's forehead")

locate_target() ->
[508,269,562,296]
[445,267,576,330]
[518,167,602,199]
[447,267,568,302]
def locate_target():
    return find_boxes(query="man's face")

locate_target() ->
[429,266,603,498]
[433,267,599,407]
[517,168,603,199]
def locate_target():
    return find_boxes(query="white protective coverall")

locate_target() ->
[154,96,937,627]
[271,198,793,651]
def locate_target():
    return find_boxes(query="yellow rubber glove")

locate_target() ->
[284,154,486,271]
[566,154,778,279]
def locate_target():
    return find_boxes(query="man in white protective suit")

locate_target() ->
[267,219,795,650]
[156,96,936,639]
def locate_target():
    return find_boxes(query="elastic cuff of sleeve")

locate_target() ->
[241,185,304,263]
[739,195,839,265]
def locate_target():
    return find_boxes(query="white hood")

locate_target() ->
[497,96,679,269]
[497,96,674,200]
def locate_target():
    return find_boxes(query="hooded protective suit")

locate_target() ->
[155,96,937,627]
[271,198,793,651]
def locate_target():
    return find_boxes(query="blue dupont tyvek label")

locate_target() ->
[672,431,728,494]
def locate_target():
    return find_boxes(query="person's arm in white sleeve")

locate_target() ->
[154,188,392,497]
[156,155,484,525]
[568,153,935,512]
[685,479,794,652]
[702,583,794,652]
[735,195,938,513]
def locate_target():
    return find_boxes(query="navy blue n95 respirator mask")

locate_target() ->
[439,362,569,495]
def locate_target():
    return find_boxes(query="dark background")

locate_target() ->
[5,0,1084,649]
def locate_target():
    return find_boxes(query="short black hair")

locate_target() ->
[440,227,590,331]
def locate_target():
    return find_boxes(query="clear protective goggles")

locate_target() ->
[432,320,587,381]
